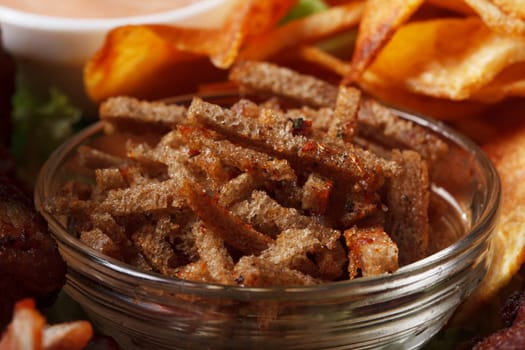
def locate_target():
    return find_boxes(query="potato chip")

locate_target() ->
[472,62,525,102]
[42,321,93,350]
[84,26,225,102]
[347,0,425,81]
[210,0,297,68]
[453,115,525,322]
[0,299,93,350]
[0,299,44,350]
[427,0,475,14]
[238,2,364,62]
[295,45,351,77]
[361,17,525,101]
[492,0,525,20]
[84,0,295,102]
[357,78,489,120]
[465,0,525,34]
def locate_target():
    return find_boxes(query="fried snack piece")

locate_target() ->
[301,173,333,214]
[385,150,430,265]
[230,190,340,248]
[77,145,126,170]
[131,220,180,277]
[182,182,273,255]
[175,260,214,283]
[295,45,351,77]
[218,173,260,208]
[0,177,66,330]
[94,168,127,192]
[188,96,397,189]
[290,44,490,120]
[457,117,525,318]
[0,299,93,350]
[230,60,339,107]
[80,228,125,260]
[472,62,525,103]
[192,222,234,285]
[84,0,295,102]
[100,179,185,216]
[348,0,524,82]
[356,97,448,162]
[234,255,320,287]
[465,0,525,35]
[178,125,297,182]
[238,1,364,62]
[345,226,399,278]
[357,75,490,120]
[360,17,525,101]
[100,96,188,132]
[210,0,297,68]
[348,0,425,81]
[233,190,347,280]
[343,0,525,112]
[427,0,476,14]
[327,85,361,142]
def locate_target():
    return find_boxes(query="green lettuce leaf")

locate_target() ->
[281,0,328,24]
[11,84,82,183]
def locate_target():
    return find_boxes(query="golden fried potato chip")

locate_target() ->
[360,17,525,101]
[0,299,45,350]
[0,299,94,350]
[491,0,525,19]
[472,62,525,102]
[347,0,425,81]
[287,41,489,119]
[238,2,364,62]
[84,25,223,102]
[465,0,525,34]
[84,0,295,102]
[357,77,488,120]
[453,114,525,322]
[427,0,475,14]
[295,45,351,77]
[211,0,297,68]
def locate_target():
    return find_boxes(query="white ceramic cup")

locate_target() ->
[0,0,234,112]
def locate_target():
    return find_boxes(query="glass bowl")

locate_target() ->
[35,93,500,350]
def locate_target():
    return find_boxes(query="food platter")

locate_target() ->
[2,0,525,349]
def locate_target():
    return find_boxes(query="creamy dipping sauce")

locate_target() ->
[0,0,202,18]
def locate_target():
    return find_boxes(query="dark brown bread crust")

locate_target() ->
[100,96,188,133]
[229,60,339,108]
